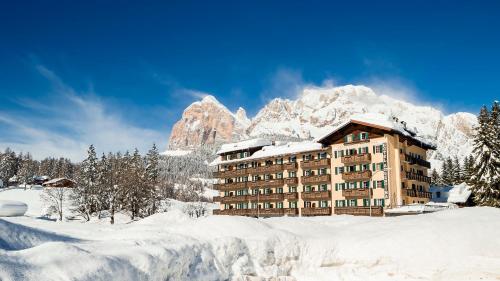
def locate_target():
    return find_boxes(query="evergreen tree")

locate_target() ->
[470,105,500,207]
[452,156,462,184]
[72,145,99,220]
[440,157,453,186]
[431,168,441,186]
[462,155,475,183]
[145,144,160,215]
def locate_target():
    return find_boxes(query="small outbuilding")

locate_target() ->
[430,183,473,207]
[33,176,50,185]
[42,178,76,188]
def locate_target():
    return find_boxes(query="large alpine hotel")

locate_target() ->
[211,114,435,217]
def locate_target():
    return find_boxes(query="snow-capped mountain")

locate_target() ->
[168,85,477,163]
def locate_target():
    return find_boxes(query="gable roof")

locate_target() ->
[315,113,436,150]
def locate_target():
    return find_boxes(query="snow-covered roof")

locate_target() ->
[447,183,472,204]
[42,178,76,187]
[210,141,324,166]
[315,113,436,149]
[216,138,273,155]
[161,150,192,157]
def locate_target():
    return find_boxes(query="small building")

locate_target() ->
[430,183,473,207]
[33,176,50,185]
[42,178,76,188]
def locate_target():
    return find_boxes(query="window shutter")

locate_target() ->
[335,167,338,175]
[381,180,385,188]
[334,151,337,158]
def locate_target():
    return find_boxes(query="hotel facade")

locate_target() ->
[211,116,435,217]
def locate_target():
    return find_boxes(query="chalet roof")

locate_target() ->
[42,178,76,188]
[315,113,436,150]
[216,138,273,155]
[210,141,324,166]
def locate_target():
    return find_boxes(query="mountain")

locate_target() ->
[168,85,477,163]
[168,95,248,149]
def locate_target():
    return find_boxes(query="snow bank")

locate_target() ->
[0,207,499,281]
[0,200,28,217]
[0,188,44,217]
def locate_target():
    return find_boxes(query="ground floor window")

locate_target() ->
[277,202,283,209]
[363,198,370,206]
[289,201,298,208]
[374,199,385,207]
[319,200,328,208]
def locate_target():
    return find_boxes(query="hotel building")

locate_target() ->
[211,115,435,217]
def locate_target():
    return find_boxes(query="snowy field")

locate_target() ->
[1,188,500,281]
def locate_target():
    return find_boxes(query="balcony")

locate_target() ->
[342,170,372,181]
[301,207,332,216]
[284,208,299,216]
[301,190,331,201]
[254,164,284,174]
[342,188,372,198]
[405,172,431,184]
[213,182,248,191]
[341,153,371,165]
[406,189,432,198]
[213,196,222,202]
[285,177,298,185]
[247,178,285,188]
[220,195,250,204]
[248,193,284,202]
[302,174,331,184]
[404,154,431,169]
[284,162,298,170]
[213,209,251,216]
[301,158,331,169]
[284,192,299,200]
[334,206,383,216]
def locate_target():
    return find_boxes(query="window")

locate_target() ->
[348,199,357,206]
[373,145,383,153]
[304,185,312,192]
[276,158,283,164]
[320,201,328,208]
[335,200,345,207]
[251,203,257,209]
[289,156,297,162]
[265,174,272,180]
[360,164,370,171]
[360,132,369,140]
[289,186,297,192]
[264,202,271,209]
[304,170,313,176]
[303,154,312,161]
[349,182,357,189]
[334,150,345,158]
[318,152,327,159]
[374,199,385,207]
[318,168,328,175]
[320,184,328,191]
[277,187,283,194]
[304,201,312,208]
[289,201,297,208]
[363,198,370,206]
[436,191,441,198]
[335,183,345,191]
[289,171,296,178]
[277,202,283,209]
[334,167,345,175]
[362,181,370,189]
[276,172,283,179]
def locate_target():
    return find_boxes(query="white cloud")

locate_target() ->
[261,68,305,101]
[0,66,166,161]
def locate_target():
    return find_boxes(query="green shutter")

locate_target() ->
[372,163,375,171]
[335,167,338,175]
[381,180,385,188]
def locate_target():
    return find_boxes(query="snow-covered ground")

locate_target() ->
[1,188,500,281]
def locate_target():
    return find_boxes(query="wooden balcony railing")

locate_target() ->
[220,195,250,204]
[341,153,371,165]
[213,182,248,191]
[285,177,298,185]
[301,190,331,201]
[342,188,372,198]
[284,162,298,170]
[213,208,298,217]
[301,158,331,169]
[284,192,298,200]
[334,206,383,216]
[247,178,285,188]
[404,154,431,169]
[405,189,432,198]
[405,172,431,184]
[342,170,372,181]
[255,164,284,174]
[301,207,332,216]
[302,174,331,184]
[248,193,284,202]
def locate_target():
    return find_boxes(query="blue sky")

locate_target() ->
[0,1,499,159]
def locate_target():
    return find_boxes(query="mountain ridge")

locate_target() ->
[168,85,477,164]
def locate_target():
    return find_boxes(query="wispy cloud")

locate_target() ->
[260,68,305,102]
[0,65,166,161]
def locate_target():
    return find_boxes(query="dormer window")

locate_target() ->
[360,132,369,140]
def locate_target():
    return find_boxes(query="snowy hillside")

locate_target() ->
[168,85,477,163]
[1,205,500,280]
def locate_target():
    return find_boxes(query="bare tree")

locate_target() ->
[42,187,70,221]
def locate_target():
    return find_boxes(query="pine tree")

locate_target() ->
[145,144,160,215]
[72,145,99,220]
[470,105,500,207]
[452,156,462,184]
[440,157,453,186]
[431,168,441,186]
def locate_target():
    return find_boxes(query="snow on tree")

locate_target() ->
[72,145,99,221]
[144,144,160,215]
[452,156,462,184]
[431,168,441,186]
[470,104,500,207]
[42,185,70,221]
